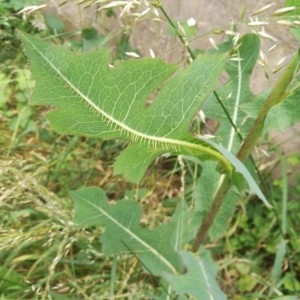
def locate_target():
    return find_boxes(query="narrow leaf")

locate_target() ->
[271,240,286,286]
[196,138,270,207]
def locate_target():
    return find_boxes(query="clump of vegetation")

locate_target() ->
[1,1,300,299]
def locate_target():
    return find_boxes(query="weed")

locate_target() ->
[1,1,300,299]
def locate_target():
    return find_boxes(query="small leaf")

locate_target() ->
[164,251,227,300]
[72,187,183,276]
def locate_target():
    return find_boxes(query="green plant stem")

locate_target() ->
[154,1,196,60]
[237,50,299,161]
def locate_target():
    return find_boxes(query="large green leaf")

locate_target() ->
[72,187,184,276]
[18,31,232,182]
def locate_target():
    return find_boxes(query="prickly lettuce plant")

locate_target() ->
[18,13,299,297]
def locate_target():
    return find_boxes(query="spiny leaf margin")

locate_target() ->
[18,30,233,182]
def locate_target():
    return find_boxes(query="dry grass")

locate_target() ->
[0,106,182,299]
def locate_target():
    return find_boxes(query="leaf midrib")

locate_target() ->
[199,260,215,300]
